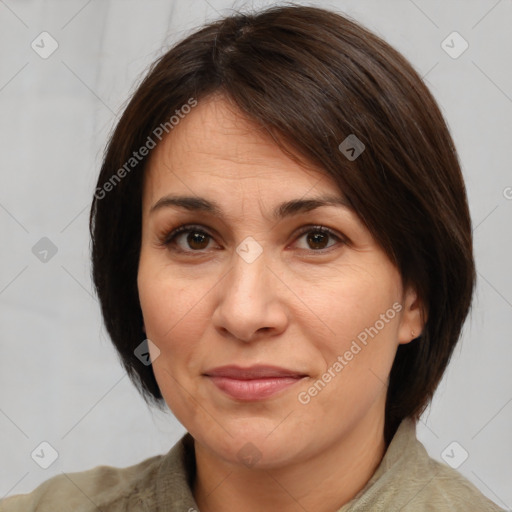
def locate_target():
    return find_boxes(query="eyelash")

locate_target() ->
[158,224,346,255]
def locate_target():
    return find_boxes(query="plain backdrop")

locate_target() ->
[0,0,511,508]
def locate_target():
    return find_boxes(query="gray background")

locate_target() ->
[0,0,511,508]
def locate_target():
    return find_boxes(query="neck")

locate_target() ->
[192,405,387,512]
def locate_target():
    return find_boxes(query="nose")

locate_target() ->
[211,248,288,343]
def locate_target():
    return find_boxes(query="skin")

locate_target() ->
[137,93,425,512]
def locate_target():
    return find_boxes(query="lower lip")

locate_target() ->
[206,376,306,401]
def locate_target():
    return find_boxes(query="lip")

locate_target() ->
[203,365,308,401]
[204,365,307,379]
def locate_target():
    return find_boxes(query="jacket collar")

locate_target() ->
[153,417,421,511]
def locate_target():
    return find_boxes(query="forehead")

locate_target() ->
[143,95,340,201]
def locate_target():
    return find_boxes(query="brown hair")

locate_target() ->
[89,4,475,444]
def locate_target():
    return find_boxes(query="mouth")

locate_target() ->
[203,365,308,401]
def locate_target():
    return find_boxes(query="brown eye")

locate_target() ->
[162,225,215,253]
[294,226,343,252]
[185,231,210,250]
[161,224,345,255]
[306,231,330,250]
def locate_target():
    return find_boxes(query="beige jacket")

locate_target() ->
[0,417,504,511]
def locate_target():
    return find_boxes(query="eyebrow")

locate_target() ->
[149,194,351,220]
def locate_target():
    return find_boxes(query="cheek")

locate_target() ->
[138,253,208,342]
[138,261,212,423]
[296,264,403,402]
[302,264,402,345]
[137,257,217,398]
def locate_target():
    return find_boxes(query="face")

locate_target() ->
[137,94,421,468]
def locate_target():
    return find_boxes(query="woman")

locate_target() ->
[1,4,504,511]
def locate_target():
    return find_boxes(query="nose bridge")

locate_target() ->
[212,237,287,342]
[228,238,269,301]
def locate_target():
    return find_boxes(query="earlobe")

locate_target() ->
[398,288,426,345]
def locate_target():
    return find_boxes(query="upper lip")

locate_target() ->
[203,365,307,380]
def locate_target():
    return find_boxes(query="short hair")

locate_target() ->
[89,4,475,444]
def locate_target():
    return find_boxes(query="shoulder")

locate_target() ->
[350,418,505,511]
[0,453,164,512]
[406,453,505,511]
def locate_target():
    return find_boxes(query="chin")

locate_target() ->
[195,418,307,470]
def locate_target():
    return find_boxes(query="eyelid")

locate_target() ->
[159,224,215,247]
[293,224,349,245]
[158,222,350,253]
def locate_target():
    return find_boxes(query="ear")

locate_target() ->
[397,286,427,345]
